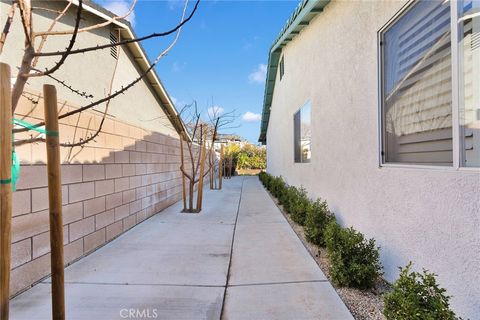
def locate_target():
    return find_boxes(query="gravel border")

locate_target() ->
[265,189,390,320]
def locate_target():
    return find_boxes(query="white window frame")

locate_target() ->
[293,101,312,164]
[377,0,479,171]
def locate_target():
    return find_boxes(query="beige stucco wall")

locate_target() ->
[0,0,178,137]
[266,1,480,318]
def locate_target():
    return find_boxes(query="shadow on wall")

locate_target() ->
[9,90,192,297]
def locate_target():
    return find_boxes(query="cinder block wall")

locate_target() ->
[10,90,185,296]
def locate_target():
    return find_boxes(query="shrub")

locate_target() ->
[288,187,310,225]
[383,263,460,320]
[304,199,335,246]
[258,171,267,185]
[278,185,297,212]
[277,184,288,205]
[264,173,272,189]
[270,176,286,198]
[325,222,382,289]
[259,172,273,190]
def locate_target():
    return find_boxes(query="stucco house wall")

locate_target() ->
[265,1,480,318]
[0,0,189,295]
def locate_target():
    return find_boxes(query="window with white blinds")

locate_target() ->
[460,0,480,167]
[381,0,480,168]
[294,102,311,163]
[381,0,453,166]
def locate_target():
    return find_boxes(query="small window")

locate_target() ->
[294,102,311,163]
[380,0,453,166]
[279,56,285,80]
[110,31,119,60]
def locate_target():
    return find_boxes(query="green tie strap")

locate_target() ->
[13,118,58,137]
[12,150,20,191]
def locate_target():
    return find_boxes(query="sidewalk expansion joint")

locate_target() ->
[219,176,245,320]
[228,279,329,287]
[40,281,226,288]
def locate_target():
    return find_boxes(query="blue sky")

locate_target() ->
[98,0,298,143]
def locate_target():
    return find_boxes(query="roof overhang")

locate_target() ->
[70,0,190,141]
[258,0,330,144]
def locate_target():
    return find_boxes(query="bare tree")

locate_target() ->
[206,105,237,189]
[177,102,236,212]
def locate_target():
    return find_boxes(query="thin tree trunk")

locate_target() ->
[188,180,194,212]
[12,45,34,111]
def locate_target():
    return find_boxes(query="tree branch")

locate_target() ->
[61,29,121,148]
[0,1,17,54]
[32,67,94,99]
[34,0,199,58]
[28,0,83,77]
[31,0,74,67]
[18,0,33,47]
[21,92,39,105]
[14,0,192,133]
[31,6,65,15]
[35,0,137,37]
[180,165,193,181]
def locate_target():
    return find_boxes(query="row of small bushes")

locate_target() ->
[259,172,382,289]
[258,172,461,320]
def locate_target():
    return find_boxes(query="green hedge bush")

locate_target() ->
[325,221,382,289]
[270,176,286,199]
[278,185,295,210]
[304,199,335,246]
[383,263,460,320]
[288,187,310,226]
[258,171,268,186]
[259,172,383,291]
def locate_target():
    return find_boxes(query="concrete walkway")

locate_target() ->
[10,176,353,320]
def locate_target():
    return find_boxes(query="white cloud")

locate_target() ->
[242,111,261,122]
[172,61,186,73]
[170,96,188,109]
[207,106,224,118]
[248,64,267,84]
[167,0,182,10]
[103,0,136,26]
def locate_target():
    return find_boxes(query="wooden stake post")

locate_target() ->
[209,148,213,190]
[179,136,187,211]
[196,128,207,211]
[0,63,13,320]
[219,145,223,190]
[43,85,65,320]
